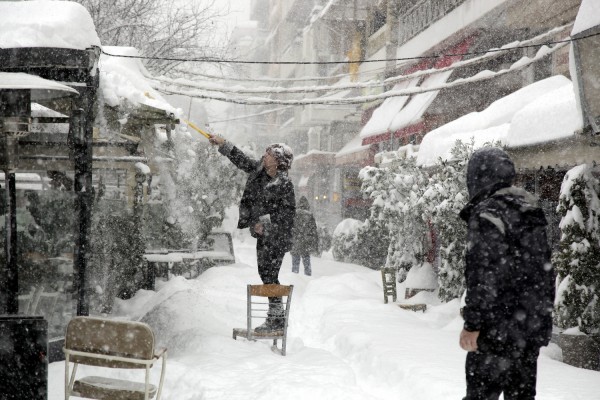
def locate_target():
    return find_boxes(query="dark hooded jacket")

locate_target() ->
[219,142,296,252]
[291,196,319,256]
[459,148,555,355]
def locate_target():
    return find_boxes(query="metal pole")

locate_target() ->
[4,170,18,314]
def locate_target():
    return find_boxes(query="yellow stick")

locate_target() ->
[184,119,212,139]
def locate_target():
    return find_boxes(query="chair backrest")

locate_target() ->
[249,284,292,298]
[65,317,155,369]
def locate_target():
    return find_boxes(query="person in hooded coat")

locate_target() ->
[210,135,295,332]
[290,196,318,276]
[458,147,554,400]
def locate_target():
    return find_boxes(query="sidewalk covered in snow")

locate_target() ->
[47,237,600,399]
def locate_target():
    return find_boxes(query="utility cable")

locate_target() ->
[167,23,572,85]
[100,23,584,65]
[144,23,573,96]
[154,43,566,106]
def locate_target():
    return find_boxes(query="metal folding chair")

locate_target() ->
[232,284,294,356]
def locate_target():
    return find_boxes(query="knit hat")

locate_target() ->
[265,143,294,170]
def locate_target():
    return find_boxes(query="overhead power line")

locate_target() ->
[146,23,573,96]
[100,24,585,65]
[154,42,567,106]
[166,23,572,85]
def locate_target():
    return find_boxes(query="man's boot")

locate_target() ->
[254,302,284,333]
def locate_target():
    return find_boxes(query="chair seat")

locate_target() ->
[72,376,157,400]
[233,328,284,339]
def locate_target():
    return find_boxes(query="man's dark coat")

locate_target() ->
[459,148,555,355]
[219,142,295,253]
[291,196,318,256]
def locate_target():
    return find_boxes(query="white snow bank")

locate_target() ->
[0,1,100,49]
[404,262,438,289]
[100,47,179,114]
[417,75,577,166]
[47,244,600,400]
[572,0,600,36]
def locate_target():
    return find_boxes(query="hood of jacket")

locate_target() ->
[466,147,515,200]
[297,196,310,211]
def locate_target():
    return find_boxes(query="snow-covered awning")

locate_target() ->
[416,75,582,167]
[389,70,453,133]
[359,78,420,139]
[0,1,100,50]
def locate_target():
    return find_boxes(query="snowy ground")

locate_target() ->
[50,236,600,400]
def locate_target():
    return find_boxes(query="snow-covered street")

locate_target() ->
[49,237,600,400]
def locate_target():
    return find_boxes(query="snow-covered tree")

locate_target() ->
[422,140,472,301]
[360,154,429,280]
[75,0,230,74]
[553,164,600,334]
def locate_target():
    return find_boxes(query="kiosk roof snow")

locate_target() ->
[572,0,600,36]
[100,46,178,115]
[0,1,100,50]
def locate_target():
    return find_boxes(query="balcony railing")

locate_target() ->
[398,0,468,45]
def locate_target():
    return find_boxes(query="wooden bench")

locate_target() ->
[64,316,167,400]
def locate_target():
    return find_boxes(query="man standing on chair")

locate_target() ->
[458,147,554,400]
[210,135,295,333]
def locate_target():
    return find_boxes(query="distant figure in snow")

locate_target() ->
[458,147,555,400]
[290,196,318,276]
[209,135,295,333]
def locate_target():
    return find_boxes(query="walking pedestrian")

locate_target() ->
[209,135,295,333]
[458,147,555,400]
[290,196,318,276]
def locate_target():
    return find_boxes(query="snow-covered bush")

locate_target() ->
[316,223,332,255]
[423,141,472,301]
[553,164,600,334]
[332,218,363,263]
[360,155,429,281]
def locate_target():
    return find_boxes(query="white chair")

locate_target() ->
[64,316,167,400]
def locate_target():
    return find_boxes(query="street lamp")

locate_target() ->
[0,72,77,314]
[571,24,600,134]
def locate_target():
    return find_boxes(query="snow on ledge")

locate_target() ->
[295,149,336,162]
[0,1,100,50]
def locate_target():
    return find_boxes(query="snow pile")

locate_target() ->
[417,75,580,166]
[48,246,600,399]
[99,46,179,114]
[0,1,100,49]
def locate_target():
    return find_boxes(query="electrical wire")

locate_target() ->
[99,24,587,65]
[154,42,567,106]
[165,23,572,85]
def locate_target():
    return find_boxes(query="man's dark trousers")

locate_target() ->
[256,238,286,324]
[464,347,540,400]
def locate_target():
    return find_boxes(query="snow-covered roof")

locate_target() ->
[0,1,100,50]
[360,70,453,140]
[100,47,179,115]
[416,75,581,166]
[572,0,600,36]
[0,72,78,100]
